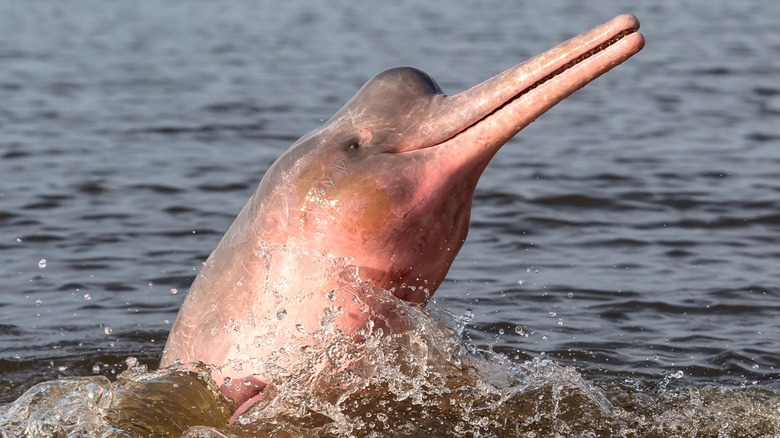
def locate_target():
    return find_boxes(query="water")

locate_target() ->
[2,1,780,436]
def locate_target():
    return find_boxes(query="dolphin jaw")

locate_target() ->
[390,14,644,163]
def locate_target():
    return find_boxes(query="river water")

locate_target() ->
[1,1,780,437]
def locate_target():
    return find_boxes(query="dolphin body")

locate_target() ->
[161,14,644,417]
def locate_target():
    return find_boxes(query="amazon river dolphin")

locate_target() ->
[161,14,645,417]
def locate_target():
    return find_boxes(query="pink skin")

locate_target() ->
[160,15,644,420]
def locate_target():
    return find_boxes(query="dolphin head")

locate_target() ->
[256,15,644,304]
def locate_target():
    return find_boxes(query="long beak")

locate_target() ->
[413,14,644,155]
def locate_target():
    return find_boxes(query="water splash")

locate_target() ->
[2,246,780,437]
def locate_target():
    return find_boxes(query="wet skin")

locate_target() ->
[160,14,645,417]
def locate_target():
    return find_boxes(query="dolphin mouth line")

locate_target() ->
[529,29,636,92]
[455,27,639,142]
[388,21,640,158]
[390,14,644,155]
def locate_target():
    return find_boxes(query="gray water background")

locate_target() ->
[1,1,779,402]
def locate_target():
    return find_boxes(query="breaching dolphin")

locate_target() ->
[161,14,644,417]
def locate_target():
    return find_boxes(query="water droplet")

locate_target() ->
[549,311,557,317]
[752,364,760,369]
[514,325,526,336]
[327,343,346,363]
[170,288,178,295]
[38,259,47,268]
[58,365,68,372]
[567,292,574,298]
[672,370,684,379]
[92,364,101,373]
[147,281,154,287]
[83,293,92,300]
[104,326,113,335]
[125,357,138,368]
[35,299,42,306]
[276,309,287,320]
[242,378,252,387]
[223,377,232,386]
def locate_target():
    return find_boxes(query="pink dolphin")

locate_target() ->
[161,15,644,417]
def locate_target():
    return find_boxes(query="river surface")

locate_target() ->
[1,1,780,437]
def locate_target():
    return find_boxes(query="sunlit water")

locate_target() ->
[2,1,780,436]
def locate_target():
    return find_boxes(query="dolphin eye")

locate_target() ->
[347,141,360,151]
